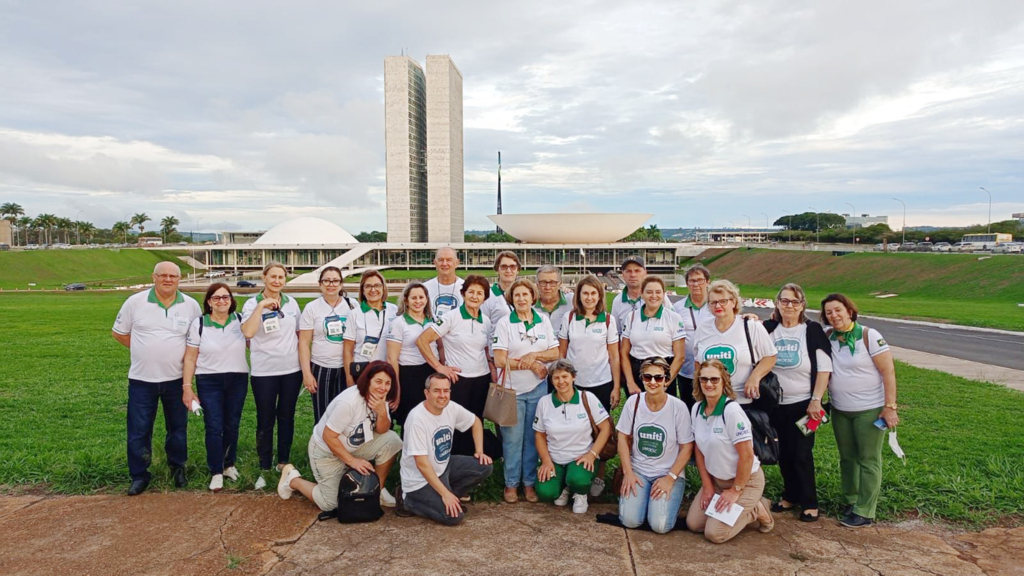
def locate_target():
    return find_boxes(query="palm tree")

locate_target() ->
[56,217,73,244]
[131,213,151,235]
[160,216,180,243]
[76,221,96,244]
[112,221,132,244]
[1,203,25,245]
[34,214,57,245]
[17,216,33,245]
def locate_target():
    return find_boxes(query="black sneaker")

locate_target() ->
[841,504,854,517]
[171,467,188,488]
[394,487,413,518]
[127,479,149,496]
[840,513,873,528]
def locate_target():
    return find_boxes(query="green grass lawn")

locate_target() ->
[0,249,194,290]
[2,292,1022,526]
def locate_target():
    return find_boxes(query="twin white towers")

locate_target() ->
[384,55,464,243]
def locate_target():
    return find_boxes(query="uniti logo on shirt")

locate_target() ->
[433,427,453,462]
[636,424,666,458]
[704,345,737,374]
[774,338,801,368]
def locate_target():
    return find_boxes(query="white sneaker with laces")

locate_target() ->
[223,466,239,482]
[254,475,267,490]
[209,474,224,492]
[277,464,301,500]
[380,487,396,508]
[554,487,571,507]
[572,493,589,514]
[590,477,605,498]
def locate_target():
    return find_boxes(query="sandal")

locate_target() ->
[800,510,820,523]
[770,501,795,513]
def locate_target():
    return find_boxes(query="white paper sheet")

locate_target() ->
[704,494,744,527]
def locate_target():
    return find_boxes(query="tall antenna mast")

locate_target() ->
[496,151,503,234]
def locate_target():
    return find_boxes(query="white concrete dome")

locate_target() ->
[488,213,653,243]
[253,217,359,245]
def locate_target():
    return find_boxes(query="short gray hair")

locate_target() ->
[435,246,457,260]
[153,261,181,275]
[425,373,449,390]
[536,265,561,279]
[684,264,711,283]
[550,358,577,378]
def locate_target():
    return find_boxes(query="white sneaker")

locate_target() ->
[590,477,605,498]
[277,464,301,500]
[254,475,267,490]
[572,493,589,514]
[223,466,239,482]
[209,474,224,492]
[380,487,396,508]
[554,487,571,507]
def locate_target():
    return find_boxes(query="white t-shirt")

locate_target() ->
[691,397,761,480]
[312,386,385,454]
[770,323,833,405]
[300,296,354,368]
[400,401,477,493]
[615,393,694,478]
[186,314,249,375]
[481,283,514,330]
[694,318,778,404]
[241,293,301,377]
[828,327,890,411]
[493,310,558,395]
[621,305,686,360]
[113,289,202,382]
[386,314,437,366]
[428,305,492,378]
[673,296,714,379]
[611,291,643,337]
[558,312,619,387]
[533,390,609,464]
[535,291,574,335]
[424,276,464,319]
[343,301,398,363]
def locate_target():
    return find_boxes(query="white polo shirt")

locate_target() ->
[828,326,890,411]
[113,289,202,382]
[533,390,609,464]
[186,314,249,375]
[424,276,464,319]
[241,293,301,377]
[481,283,514,331]
[400,400,476,493]
[616,393,693,478]
[770,323,833,405]
[694,318,777,404]
[611,291,643,337]
[343,301,398,363]
[673,296,714,379]
[386,313,437,366]
[300,296,355,368]
[493,310,558,395]
[558,312,620,387]
[312,385,385,454]
[621,304,686,360]
[691,396,760,480]
[428,305,492,378]
[535,291,573,335]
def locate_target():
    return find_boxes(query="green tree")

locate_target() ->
[112,221,132,244]
[2,203,25,245]
[484,230,516,243]
[34,214,58,245]
[160,216,180,243]
[774,212,846,232]
[355,230,387,242]
[76,221,96,244]
[17,216,33,245]
[55,217,73,244]
[131,213,151,235]
[623,224,663,242]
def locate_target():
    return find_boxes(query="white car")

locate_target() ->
[992,243,1022,254]
[950,242,974,253]
[25,244,39,250]
[932,242,952,252]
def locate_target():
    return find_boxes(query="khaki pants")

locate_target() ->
[308,431,403,511]
[685,468,766,543]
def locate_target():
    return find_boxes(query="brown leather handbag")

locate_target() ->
[581,389,618,461]
[483,359,518,427]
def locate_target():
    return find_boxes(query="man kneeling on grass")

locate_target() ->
[395,373,493,525]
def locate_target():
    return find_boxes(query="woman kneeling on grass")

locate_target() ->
[534,359,612,514]
[277,361,403,510]
[822,293,899,529]
[685,359,774,543]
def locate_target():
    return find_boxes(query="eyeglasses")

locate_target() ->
[498,264,518,271]
[364,283,383,291]
[709,298,734,307]
[537,280,560,287]
[698,376,722,384]
[641,373,668,383]
[154,274,180,280]
[686,278,707,286]
[778,298,804,307]
[320,279,342,286]
[209,295,232,302]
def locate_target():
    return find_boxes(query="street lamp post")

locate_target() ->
[892,198,906,246]
[787,214,793,243]
[979,187,992,233]
[809,207,820,244]
[760,212,769,243]
[74,210,83,245]
[844,202,856,245]
[122,212,132,245]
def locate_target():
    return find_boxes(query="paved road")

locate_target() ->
[667,295,1024,371]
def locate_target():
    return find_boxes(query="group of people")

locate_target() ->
[113,248,899,536]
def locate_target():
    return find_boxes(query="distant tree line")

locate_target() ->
[1,203,190,246]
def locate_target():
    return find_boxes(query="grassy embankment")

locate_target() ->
[2,291,1022,526]
[0,249,194,290]
[676,249,1024,331]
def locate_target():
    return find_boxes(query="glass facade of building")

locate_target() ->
[408,63,428,242]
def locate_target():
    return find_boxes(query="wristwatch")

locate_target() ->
[885,402,898,410]
[810,396,821,401]
[731,484,744,493]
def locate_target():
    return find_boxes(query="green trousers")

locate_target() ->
[831,406,885,519]
[536,461,595,502]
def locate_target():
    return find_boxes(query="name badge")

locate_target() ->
[325,315,344,337]
[359,335,380,358]
[435,303,453,316]
[173,316,190,333]
[262,311,281,333]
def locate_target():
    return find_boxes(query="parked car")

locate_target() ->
[25,244,39,250]
[236,280,257,288]
[950,242,972,252]
[898,242,917,251]
[0,243,9,251]
[64,283,87,291]
[203,271,226,278]
[932,242,951,252]
[915,242,934,252]
[992,243,1023,254]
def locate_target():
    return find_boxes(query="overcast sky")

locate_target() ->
[1,0,1022,234]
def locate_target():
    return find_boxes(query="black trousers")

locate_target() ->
[450,373,501,459]
[395,363,434,428]
[310,363,344,424]
[250,371,302,470]
[628,355,679,399]
[581,381,615,414]
[769,399,819,509]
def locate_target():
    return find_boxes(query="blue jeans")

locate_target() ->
[499,383,546,488]
[618,471,687,534]
[195,372,248,475]
[127,378,188,482]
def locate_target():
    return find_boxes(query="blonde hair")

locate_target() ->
[262,261,288,277]
[692,359,736,403]
[397,281,432,318]
[707,279,742,315]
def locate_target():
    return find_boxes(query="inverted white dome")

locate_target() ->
[488,213,653,243]
[253,217,359,245]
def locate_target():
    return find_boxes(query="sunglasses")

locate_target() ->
[641,373,668,383]
[698,376,722,384]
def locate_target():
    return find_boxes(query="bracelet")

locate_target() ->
[811,396,821,401]
[668,471,679,481]
[589,450,599,458]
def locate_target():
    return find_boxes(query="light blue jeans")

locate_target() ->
[618,471,687,534]
[499,383,546,488]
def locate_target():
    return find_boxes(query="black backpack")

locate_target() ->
[336,470,383,524]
